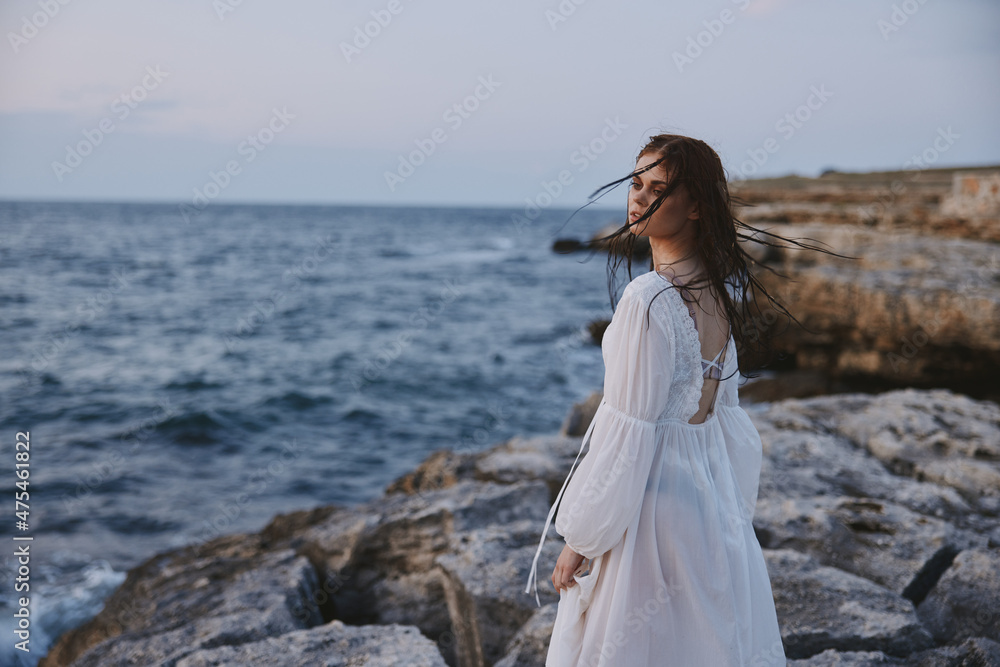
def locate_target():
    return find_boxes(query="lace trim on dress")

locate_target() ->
[649,273,704,423]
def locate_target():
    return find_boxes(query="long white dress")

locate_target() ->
[525,269,786,666]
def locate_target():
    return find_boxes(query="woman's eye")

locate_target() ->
[630,182,640,189]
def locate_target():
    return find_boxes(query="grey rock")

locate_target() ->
[917,548,1000,644]
[828,389,1000,514]
[474,434,585,488]
[752,399,974,521]
[787,648,902,666]
[751,390,1000,533]
[302,480,553,665]
[754,494,983,596]
[765,548,935,659]
[559,391,603,437]
[787,637,1000,666]
[494,604,557,667]
[174,620,448,667]
[383,433,587,504]
[61,546,322,667]
[435,520,562,667]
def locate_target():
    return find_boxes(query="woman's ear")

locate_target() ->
[688,200,700,221]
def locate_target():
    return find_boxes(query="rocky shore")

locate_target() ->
[40,166,1000,666]
[38,387,1000,666]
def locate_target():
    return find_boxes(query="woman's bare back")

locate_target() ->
[658,273,732,424]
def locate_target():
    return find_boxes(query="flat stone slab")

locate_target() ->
[765,548,934,659]
[175,620,448,667]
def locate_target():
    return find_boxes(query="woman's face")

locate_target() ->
[627,152,699,240]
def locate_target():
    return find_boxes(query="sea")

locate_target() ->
[0,200,635,664]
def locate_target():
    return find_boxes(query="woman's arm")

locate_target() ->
[554,282,676,560]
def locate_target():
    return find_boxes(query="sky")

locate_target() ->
[0,0,998,208]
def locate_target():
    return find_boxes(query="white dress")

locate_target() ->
[525,269,786,666]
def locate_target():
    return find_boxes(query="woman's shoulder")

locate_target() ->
[624,270,675,304]
[622,269,660,298]
[620,271,679,326]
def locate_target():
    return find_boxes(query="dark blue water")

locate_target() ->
[0,200,624,662]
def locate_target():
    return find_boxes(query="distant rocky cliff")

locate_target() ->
[579,165,1000,404]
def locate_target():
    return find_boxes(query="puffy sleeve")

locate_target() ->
[553,282,676,559]
[705,335,763,523]
[716,397,764,523]
[524,280,676,606]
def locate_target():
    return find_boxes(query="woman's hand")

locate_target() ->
[551,544,587,593]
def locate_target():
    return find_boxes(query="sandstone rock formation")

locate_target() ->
[746,221,1000,395]
[562,167,1000,404]
[730,166,1000,243]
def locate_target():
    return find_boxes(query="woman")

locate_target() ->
[525,134,848,665]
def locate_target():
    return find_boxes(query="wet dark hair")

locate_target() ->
[561,133,857,380]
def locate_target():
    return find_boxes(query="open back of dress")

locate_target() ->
[671,279,732,425]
